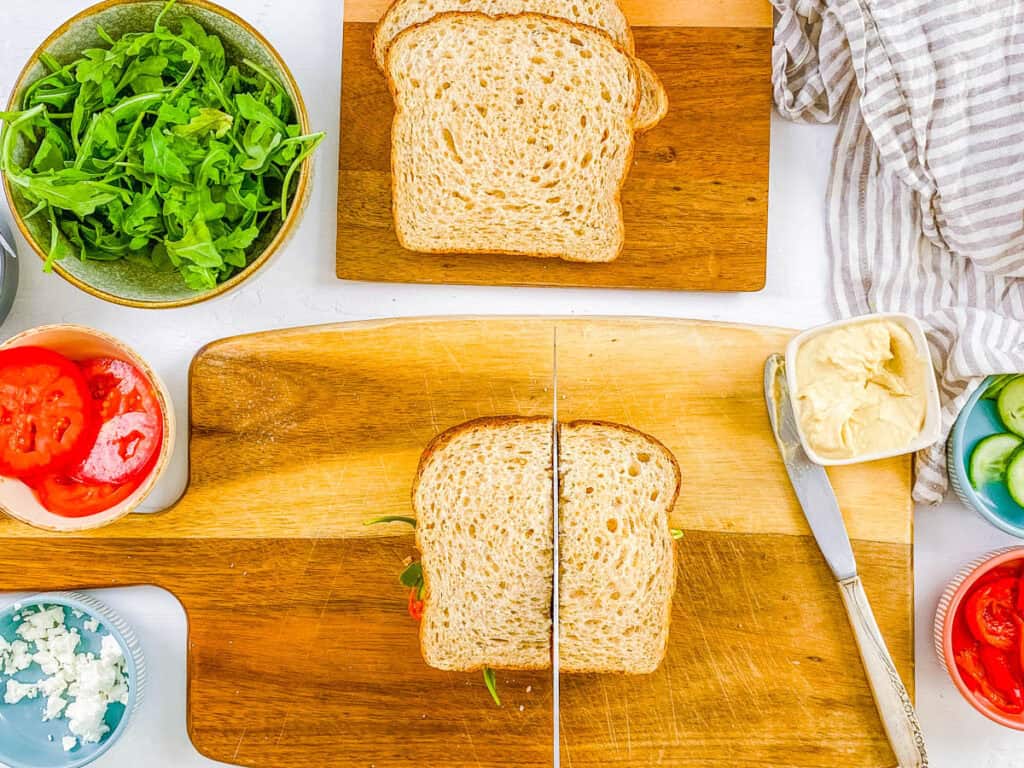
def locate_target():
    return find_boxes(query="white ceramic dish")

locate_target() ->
[784,312,942,466]
[0,325,174,532]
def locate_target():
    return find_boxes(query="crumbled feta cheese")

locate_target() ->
[62,736,77,752]
[0,604,130,745]
[4,641,33,674]
[72,610,83,619]
[5,679,39,704]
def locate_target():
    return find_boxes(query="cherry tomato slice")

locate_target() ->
[408,588,424,620]
[72,411,162,485]
[966,577,1020,651]
[0,347,97,478]
[78,357,160,422]
[30,473,135,518]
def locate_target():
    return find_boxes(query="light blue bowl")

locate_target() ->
[0,593,145,768]
[948,376,1024,538]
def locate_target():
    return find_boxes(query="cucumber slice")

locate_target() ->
[998,377,1024,437]
[983,374,1020,400]
[969,433,1024,488]
[1005,449,1024,506]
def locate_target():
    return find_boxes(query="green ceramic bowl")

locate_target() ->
[2,0,313,309]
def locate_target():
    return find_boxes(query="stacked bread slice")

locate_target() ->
[374,1,667,263]
[413,416,680,674]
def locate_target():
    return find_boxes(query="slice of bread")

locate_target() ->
[634,59,668,132]
[414,416,554,671]
[557,421,680,674]
[373,0,635,70]
[386,12,641,263]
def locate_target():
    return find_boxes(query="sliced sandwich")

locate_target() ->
[558,420,680,673]
[411,415,680,674]
[414,416,554,671]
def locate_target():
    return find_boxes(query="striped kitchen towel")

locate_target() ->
[773,0,1024,503]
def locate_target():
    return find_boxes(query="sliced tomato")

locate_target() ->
[980,645,1024,701]
[78,357,160,422]
[966,577,1020,650]
[956,646,1024,714]
[72,411,162,485]
[975,563,1023,591]
[952,610,978,656]
[408,588,424,621]
[0,347,98,478]
[30,473,135,518]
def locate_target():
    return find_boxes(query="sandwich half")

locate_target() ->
[414,416,554,670]
[558,420,680,673]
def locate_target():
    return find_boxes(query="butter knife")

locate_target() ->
[764,354,927,768]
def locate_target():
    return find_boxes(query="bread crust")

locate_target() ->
[373,0,637,71]
[384,11,642,264]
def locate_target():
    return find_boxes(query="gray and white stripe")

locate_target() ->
[773,0,1024,503]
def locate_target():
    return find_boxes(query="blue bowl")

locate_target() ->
[0,593,145,768]
[949,376,1024,538]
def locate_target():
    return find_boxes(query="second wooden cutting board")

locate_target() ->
[0,318,911,768]
[338,1,772,291]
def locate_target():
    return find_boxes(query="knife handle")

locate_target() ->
[838,576,928,768]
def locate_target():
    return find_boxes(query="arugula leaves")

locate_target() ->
[0,0,324,288]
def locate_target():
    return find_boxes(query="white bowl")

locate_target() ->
[0,325,174,532]
[784,312,941,466]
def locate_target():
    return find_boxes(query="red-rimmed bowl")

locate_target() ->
[935,546,1024,729]
[0,324,174,532]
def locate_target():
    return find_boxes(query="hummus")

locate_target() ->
[794,320,928,460]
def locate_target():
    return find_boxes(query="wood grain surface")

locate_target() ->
[337,2,772,292]
[0,318,912,768]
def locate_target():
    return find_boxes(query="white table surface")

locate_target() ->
[1,1,1022,766]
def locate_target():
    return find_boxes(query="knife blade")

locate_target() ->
[764,353,928,768]
[764,353,856,581]
[551,329,560,768]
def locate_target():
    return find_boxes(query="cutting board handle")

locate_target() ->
[838,576,928,768]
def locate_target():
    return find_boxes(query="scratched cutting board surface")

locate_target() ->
[0,318,912,768]
[337,1,772,291]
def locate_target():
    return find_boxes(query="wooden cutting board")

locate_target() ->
[337,1,772,291]
[0,318,912,768]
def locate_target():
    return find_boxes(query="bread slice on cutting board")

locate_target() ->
[373,0,636,68]
[558,420,680,673]
[414,416,554,671]
[412,416,679,674]
[374,0,667,133]
[385,12,642,263]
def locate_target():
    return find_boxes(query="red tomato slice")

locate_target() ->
[956,646,1024,714]
[967,577,1020,650]
[0,347,97,478]
[72,411,162,485]
[78,357,160,422]
[30,473,135,518]
[952,611,978,656]
[980,645,1024,701]
[975,563,1023,591]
